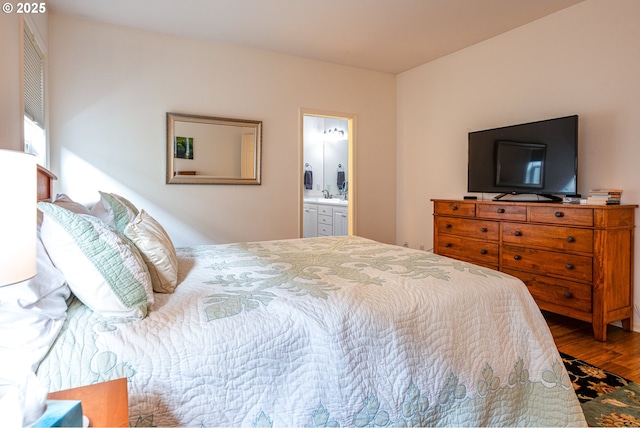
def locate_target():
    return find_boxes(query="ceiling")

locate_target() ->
[46,0,584,74]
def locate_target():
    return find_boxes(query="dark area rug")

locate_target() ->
[561,352,640,426]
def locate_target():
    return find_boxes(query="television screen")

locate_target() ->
[468,115,578,201]
[495,141,546,188]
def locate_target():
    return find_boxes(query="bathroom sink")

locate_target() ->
[326,198,348,205]
[304,197,348,206]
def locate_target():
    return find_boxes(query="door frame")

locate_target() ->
[299,108,357,238]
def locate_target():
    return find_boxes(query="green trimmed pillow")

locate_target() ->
[91,191,139,233]
[37,202,153,319]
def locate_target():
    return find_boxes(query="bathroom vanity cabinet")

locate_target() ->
[304,201,348,237]
[333,207,348,236]
[303,204,318,238]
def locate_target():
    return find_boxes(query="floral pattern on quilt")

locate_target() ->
[194,236,503,321]
[248,358,574,428]
[127,370,575,428]
[37,297,137,391]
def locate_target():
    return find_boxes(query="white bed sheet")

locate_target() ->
[37,236,586,427]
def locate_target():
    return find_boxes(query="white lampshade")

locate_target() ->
[0,150,36,286]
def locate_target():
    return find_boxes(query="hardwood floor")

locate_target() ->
[544,311,640,382]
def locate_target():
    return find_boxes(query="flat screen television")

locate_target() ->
[468,115,578,202]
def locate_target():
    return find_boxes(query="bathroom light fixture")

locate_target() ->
[323,128,345,141]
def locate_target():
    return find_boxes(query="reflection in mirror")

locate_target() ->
[323,140,348,195]
[166,112,262,184]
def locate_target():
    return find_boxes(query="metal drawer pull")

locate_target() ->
[514,230,522,236]
[513,255,521,260]
[497,208,505,213]
[555,211,564,218]
[480,227,487,233]
[445,243,452,248]
[564,292,573,299]
[565,263,574,270]
[566,236,575,243]
[451,205,458,211]
[445,223,452,229]
[480,249,487,255]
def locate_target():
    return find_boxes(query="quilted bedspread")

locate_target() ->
[37,236,586,427]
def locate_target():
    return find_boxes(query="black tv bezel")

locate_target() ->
[467,115,578,202]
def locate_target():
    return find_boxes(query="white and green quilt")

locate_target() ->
[37,236,586,427]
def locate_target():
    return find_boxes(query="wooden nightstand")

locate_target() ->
[47,378,129,427]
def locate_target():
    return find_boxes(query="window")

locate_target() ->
[24,116,45,164]
[23,23,46,166]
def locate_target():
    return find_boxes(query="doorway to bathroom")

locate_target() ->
[300,109,356,238]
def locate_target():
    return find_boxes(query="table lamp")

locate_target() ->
[0,149,36,286]
[0,149,42,427]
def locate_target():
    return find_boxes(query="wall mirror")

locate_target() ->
[166,112,262,184]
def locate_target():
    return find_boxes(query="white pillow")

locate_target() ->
[91,191,139,233]
[53,194,91,215]
[37,202,153,319]
[124,210,179,293]
[0,237,70,373]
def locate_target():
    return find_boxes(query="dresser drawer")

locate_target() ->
[502,223,593,253]
[436,235,499,265]
[529,206,593,226]
[477,203,527,221]
[434,201,475,217]
[318,214,332,225]
[436,217,499,240]
[502,245,592,282]
[503,269,592,314]
[318,205,333,216]
[318,224,333,236]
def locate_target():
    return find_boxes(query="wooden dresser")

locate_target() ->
[432,199,636,341]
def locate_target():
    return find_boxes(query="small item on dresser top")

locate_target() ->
[562,194,582,204]
[463,195,477,200]
[586,188,622,205]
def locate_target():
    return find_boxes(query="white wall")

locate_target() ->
[397,0,640,324]
[49,13,397,246]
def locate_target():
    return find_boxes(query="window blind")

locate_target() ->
[24,26,44,127]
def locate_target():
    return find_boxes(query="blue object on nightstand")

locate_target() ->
[32,400,83,427]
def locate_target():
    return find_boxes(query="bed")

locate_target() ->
[23,167,587,426]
